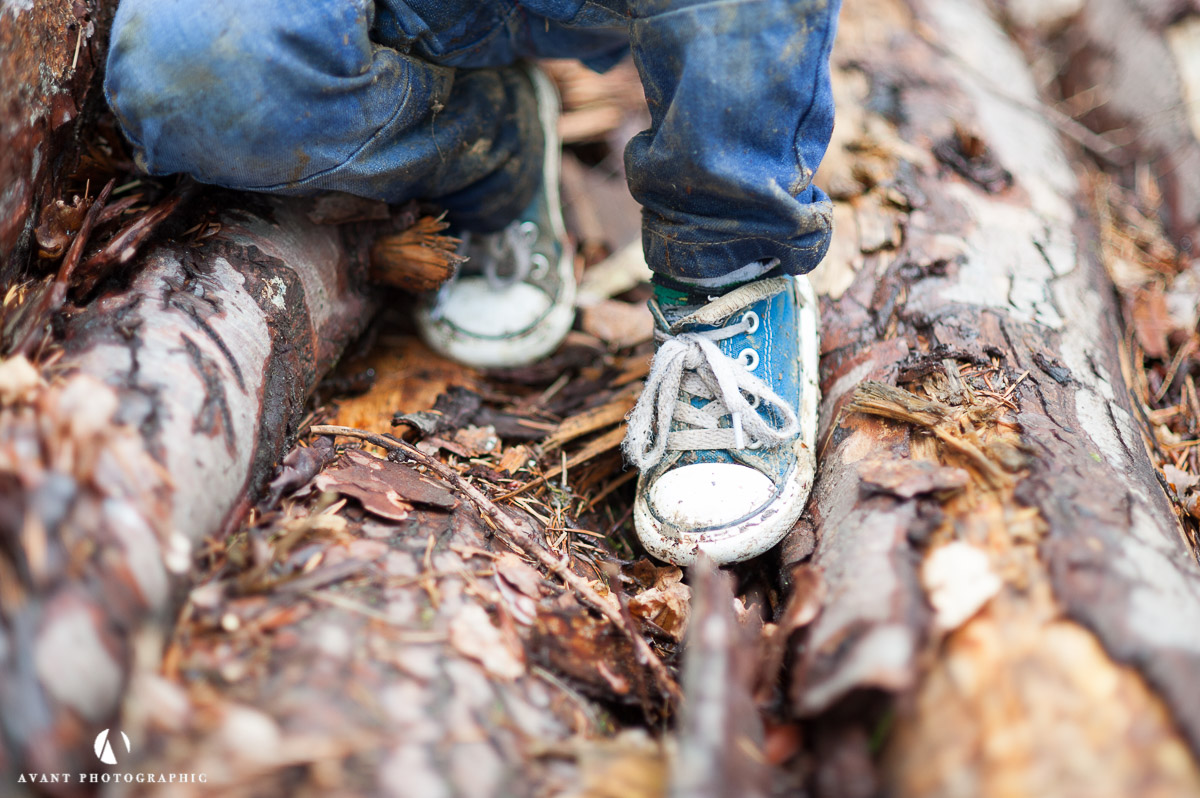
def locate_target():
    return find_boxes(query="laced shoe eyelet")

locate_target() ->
[530,252,551,279]
[742,311,760,334]
[518,221,539,241]
[747,439,763,451]
[738,348,759,371]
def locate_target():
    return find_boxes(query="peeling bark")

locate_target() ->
[791,0,1200,793]
[0,196,373,782]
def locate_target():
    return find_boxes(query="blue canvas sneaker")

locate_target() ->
[623,275,820,565]
[416,64,576,369]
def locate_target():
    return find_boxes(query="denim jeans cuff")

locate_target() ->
[641,211,833,281]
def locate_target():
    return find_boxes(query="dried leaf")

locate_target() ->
[581,299,654,349]
[35,195,90,259]
[264,437,336,506]
[495,553,544,599]
[312,449,457,520]
[449,604,525,681]
[628,579,691,642]
[1129,284,1172,359]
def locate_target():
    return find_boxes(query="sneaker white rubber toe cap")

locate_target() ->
[635,456,813,566]
[648,462,775,529]
[437,278,551,337]
[416,275,574,369]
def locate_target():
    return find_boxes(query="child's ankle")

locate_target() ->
[652,258,780,306]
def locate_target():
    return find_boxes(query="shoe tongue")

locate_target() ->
[651,283,708,331]
[652,277,791,333]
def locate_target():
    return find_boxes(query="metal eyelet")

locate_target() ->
[518,221,539,241]
[530,252,551,279]
[738,348,759,371]
[747,440,763,451]
[742,311,760,334]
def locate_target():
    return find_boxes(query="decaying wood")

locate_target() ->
[0,196,374,782]
[670,556,770,798]
[789,0,1200,794]
[368,215,465,294]
[0,0,113,281]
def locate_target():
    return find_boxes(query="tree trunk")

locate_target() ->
[0,196,374,783]
[787,0,1200,794]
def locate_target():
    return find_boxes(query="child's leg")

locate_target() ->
[616,0,841,565]
[624,0,842,283]
[104,0,540,232]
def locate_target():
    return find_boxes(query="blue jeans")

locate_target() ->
[105,0,839,280]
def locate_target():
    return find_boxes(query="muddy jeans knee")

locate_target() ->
[104,0,549,231]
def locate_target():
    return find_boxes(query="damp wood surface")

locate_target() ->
[5,0,1200,795]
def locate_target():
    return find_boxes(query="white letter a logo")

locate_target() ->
[94,729,131,765]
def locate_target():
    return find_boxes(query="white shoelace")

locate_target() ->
[429,221,542,322]
[624,313,799,470]
[481,220,539,290]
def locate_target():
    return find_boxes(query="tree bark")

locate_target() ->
[788,0,1200,794]
[0,196,373,783]
[0,0,113,281]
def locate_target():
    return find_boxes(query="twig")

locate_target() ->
[310,424,682,702]
[13,178,115,357]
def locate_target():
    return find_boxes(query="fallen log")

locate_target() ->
[0,196,375,784]
[786,0,1200,794]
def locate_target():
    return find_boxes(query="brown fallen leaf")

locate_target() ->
[1129,283,1172,359]
[315,448,458,514]
[581,299,654,349]
[264,437,336,507]
[312,469,413,522]
[628,566,691,642]
[495,553,545,599]
[35,194,90,259]
[449,604,525,681]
